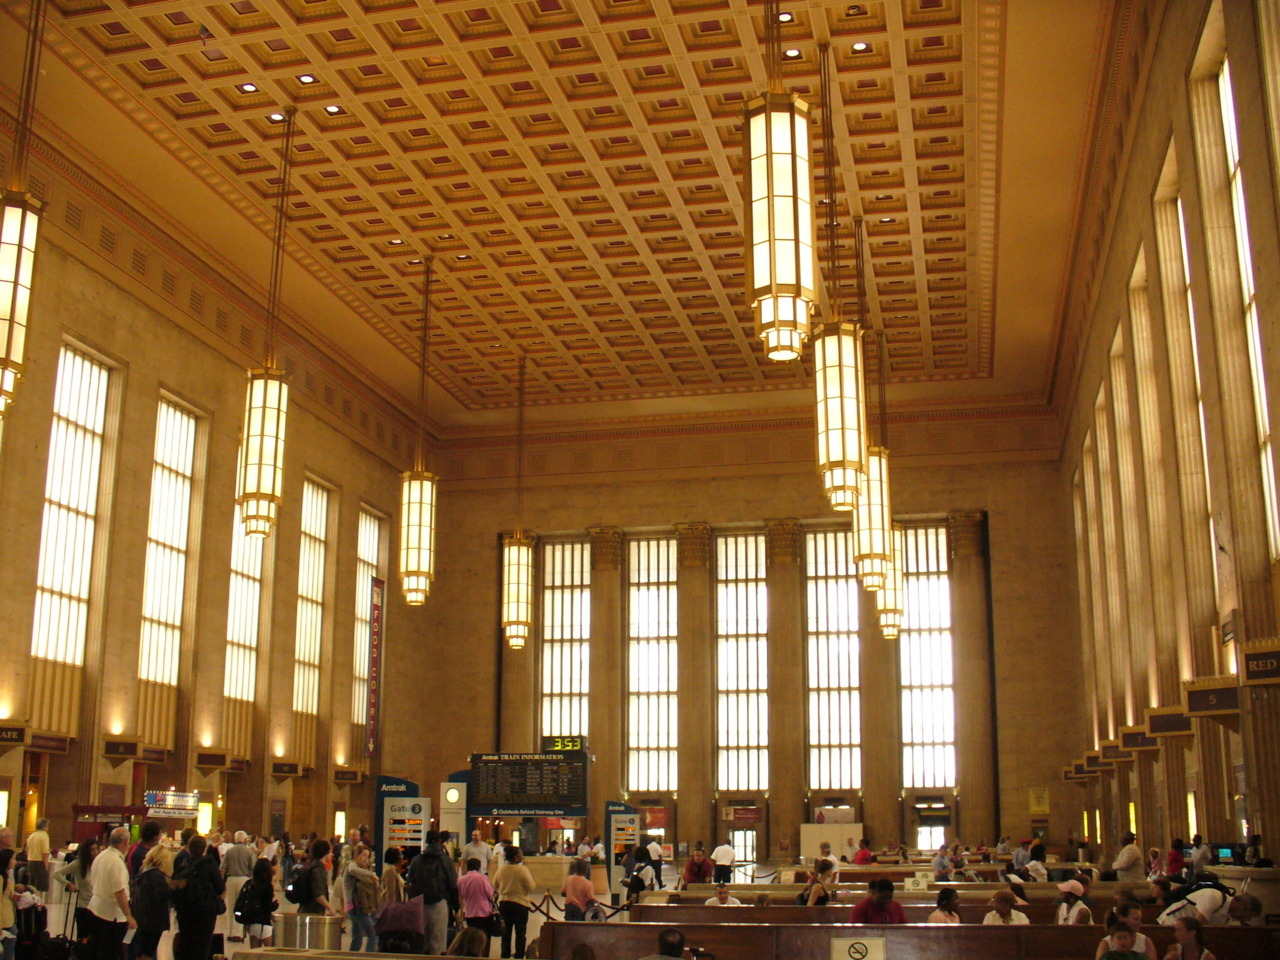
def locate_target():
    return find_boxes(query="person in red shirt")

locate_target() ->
[850,879,908,924]
[1166,839,1187,880]
[853,838,875,865]
[681,849,714,886]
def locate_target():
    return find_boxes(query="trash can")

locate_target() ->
[273,913,343,950]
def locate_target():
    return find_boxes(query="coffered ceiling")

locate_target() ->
[2,0,1112,434]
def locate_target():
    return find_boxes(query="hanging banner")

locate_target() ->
[365,577,384,758]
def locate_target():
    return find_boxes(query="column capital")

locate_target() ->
[948,510,987,558]
[588,526,624,570]
[675,522,712,568]
[765,518,802,567]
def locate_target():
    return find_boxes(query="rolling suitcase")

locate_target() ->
[14,905,48,960]
[38,904,76,960]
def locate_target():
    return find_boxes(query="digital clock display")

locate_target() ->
[541,735,584,752]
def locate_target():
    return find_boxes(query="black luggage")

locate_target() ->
[40,903,76,960]
[15,905,48,960]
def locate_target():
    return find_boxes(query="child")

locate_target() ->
[1099,924,1146,960]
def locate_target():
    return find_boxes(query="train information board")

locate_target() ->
[469,751,588,817]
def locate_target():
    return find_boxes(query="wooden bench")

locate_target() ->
[630,901,1156,925]
[537,921,1280,960]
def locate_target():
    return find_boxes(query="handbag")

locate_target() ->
[375,894,425,935]
[488,898,505,940]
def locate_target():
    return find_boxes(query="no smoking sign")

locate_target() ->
[830,937,886,960]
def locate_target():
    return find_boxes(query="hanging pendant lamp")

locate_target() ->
[399,258,439,605]
[744,0,815,362]
[236,108,297,537]
[502,357,535,649]
[854,321,893,590]
[0,0,49,419]
[878,523,904,639]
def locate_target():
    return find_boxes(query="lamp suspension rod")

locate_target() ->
[819,42,839,320]
[764,0,783,92]
[514,355,527,535]
[414,257,432,473]
[8,0,49,193]
[264,107,298,370]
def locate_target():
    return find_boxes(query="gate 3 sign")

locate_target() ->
[830,937,886,960]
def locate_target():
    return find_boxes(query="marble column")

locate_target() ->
[765,519,806,858]
[1135,753,1161,856]
[586,527,624,839]
[860,582,902,846]
[948,511,997,845]
[675,523,715,852]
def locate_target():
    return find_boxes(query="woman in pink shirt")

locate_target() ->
[560,858,596,921]
[456,858,498,946]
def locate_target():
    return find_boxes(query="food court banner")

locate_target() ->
[365,577,384,757]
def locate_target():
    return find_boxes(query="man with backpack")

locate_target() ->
[286,839,341,918]
[405,831,459,955]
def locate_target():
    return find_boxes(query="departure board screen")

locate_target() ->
[469,751,588,817]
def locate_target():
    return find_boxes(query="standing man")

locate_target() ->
[710,838,735,885]
[23,818,50,892]
[461,830,490,875]
[1112,832,1144,883]
[128,820,162,877]
[1189,835,1214,878]
[406,830,459,955]
[222,831,256,942]
[646,836,666,889]
[87,827,136,960]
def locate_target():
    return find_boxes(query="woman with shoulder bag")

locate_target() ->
[341,845,381,953]
[492,847,535,959]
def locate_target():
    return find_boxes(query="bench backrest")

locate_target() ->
[630,902,1154,925]
[538,921,1279,960]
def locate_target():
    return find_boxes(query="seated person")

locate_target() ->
[681,849,714,886]
[1096,902,1157,960]
[1099,923,1146,960]
[927,888,961,924]
[932,844,953,881]
[637,928,684,960]
[703,884,741,906]
[983,890,1029,925]
[850,879,907,924]
[1056,879,1093,924]
[802,860,835,906]
[1026,843,1049,883]
[1162,916,1216,960]
[1149,878,1173,907]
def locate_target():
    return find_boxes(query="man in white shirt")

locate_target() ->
[1189,835,1214,877]
[710,840,735,884]
[222,832,256,941]
[460,830,491,875]
[646,837,665,889]
[1112,832,1145,882]
[704,884,741,906]
[87,827,136,960]
[591,837,605,861]
[576,838,592,858]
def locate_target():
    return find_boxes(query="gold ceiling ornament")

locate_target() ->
[0,0,49,421]
[502,356,536,649]
[813,42,868,511]
[236,107,297,537]
[744,0,816,363]
[878,523,905,639]
[399,257,439,606]
[854,325,893,590]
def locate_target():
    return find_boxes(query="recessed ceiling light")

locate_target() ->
[879,217,894,223]
[325,105,342,114]
[846,5,864,16]
[240,83,257,93]
[438,234,455,241]
[853,41,870,52]
[784,48,802,59]
[875,194,892,201]
[456,254,471,260]
[777,11,794,22]
[389,239,404,245]
[298,74,316,84]
[408,259,422,265]
[268,113,285,122]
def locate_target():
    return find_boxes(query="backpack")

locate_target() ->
[285,863,320,905]
[233,879,259,926]
[405,853,446,905]
[625,865,650,899]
